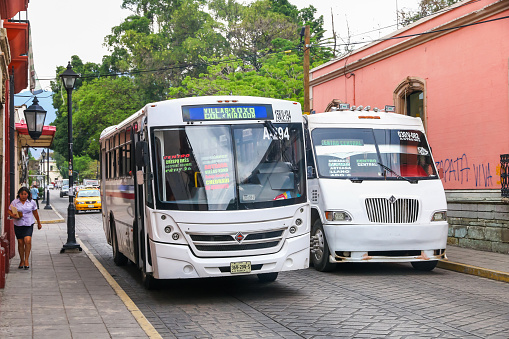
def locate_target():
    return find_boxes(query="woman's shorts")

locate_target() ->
[14,225,34,239]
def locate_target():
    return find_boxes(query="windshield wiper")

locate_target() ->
[377,162,418,184]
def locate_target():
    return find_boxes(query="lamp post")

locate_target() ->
[60,62,82,253]
[41,150,47,203]
[44,148,51,210]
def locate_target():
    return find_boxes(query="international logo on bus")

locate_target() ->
[235,232,245,243]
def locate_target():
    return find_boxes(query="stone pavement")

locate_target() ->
[0,204,508,338]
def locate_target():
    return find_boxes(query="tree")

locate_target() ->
[72,76,145,160]
[105,0,228,103]
[399,0,462,26]
[169,44,330,106]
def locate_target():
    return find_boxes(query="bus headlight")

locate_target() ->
[325,211,352,222]
[431,211,447,221]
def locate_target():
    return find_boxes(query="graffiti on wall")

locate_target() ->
[435,153,500,188]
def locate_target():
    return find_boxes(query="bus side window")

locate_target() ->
[119,146,124,177]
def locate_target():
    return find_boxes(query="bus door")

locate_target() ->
[134,130,151,272]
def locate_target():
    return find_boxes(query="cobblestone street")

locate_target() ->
[49,192,509,339]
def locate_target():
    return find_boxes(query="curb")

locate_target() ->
[438,260,509,283]
[41,219,65,224]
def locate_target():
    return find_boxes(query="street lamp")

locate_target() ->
[41,150,46,203]
[60,62,82,253]
[24,96,47,140]
[44,148,51,210]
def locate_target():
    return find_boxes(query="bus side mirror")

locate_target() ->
[135,141,149,168]
[307,166,316,179]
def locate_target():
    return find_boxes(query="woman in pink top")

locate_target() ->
[7,186,42,269]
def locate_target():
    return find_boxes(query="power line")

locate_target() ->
[34,47,303,83]
[315,14,509,48]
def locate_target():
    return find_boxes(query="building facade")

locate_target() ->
[309,0,509,253]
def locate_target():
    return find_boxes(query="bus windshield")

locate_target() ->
[312,128,437,180]
[153,123,306,210]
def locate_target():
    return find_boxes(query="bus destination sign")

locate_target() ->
[182,104,273,122]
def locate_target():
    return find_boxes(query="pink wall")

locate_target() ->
[310,2,509,190]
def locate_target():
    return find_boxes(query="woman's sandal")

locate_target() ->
[24,266,29,270]
[18,265,24,269]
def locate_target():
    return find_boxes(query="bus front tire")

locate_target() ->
[411,260,438,271]
[257,272,278,282]
[111,219,128,266]
[311,219,335,272]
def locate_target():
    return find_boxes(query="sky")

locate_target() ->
[23,0,420,157]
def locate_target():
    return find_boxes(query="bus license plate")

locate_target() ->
[230,261,251,274]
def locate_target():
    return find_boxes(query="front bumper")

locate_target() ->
[149,232,310,279]
[75,203,102,212]
[323,222,448,263]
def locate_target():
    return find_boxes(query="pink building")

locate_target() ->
[309,0,509,252]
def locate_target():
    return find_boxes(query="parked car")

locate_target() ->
[60,185,69,198]
[48,183,55,190]
[74,188,101,213]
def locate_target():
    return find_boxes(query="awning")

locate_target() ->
[0,0,29,20]
[4,21,29,93]
[16,123,56,148]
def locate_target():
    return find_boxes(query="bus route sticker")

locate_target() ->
[274,109,291,123]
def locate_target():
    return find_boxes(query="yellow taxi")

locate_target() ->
[74,188,101,213]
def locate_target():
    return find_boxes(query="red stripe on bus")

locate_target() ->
[106,192,135,200]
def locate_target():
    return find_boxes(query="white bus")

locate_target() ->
[100,96,310,288]
[305,106,448,272]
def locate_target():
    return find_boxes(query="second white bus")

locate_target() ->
[305,106,448,272]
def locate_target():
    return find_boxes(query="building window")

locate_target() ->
[407,91,423,119]
[393,76,427,130]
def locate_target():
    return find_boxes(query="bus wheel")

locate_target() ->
[111,219,128,266]
[257,272,278,282]
[311,219,335,272]
[411,260,438,271]
[142,270,157,290]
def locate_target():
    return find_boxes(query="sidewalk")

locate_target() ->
[439,245,509,283]
[0,205,152,339]
[1,206,508,338]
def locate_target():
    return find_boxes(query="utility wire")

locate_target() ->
[314,14,509,48]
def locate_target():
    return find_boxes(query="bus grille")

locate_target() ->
[195,241,280,252]
[189,229,284,252]
[365,198,419,223]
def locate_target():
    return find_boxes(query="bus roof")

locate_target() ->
[306,111,425,131]
[100,96,302,140]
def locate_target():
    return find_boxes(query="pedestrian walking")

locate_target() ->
[7,186,42,269]
[30,184,39,209]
